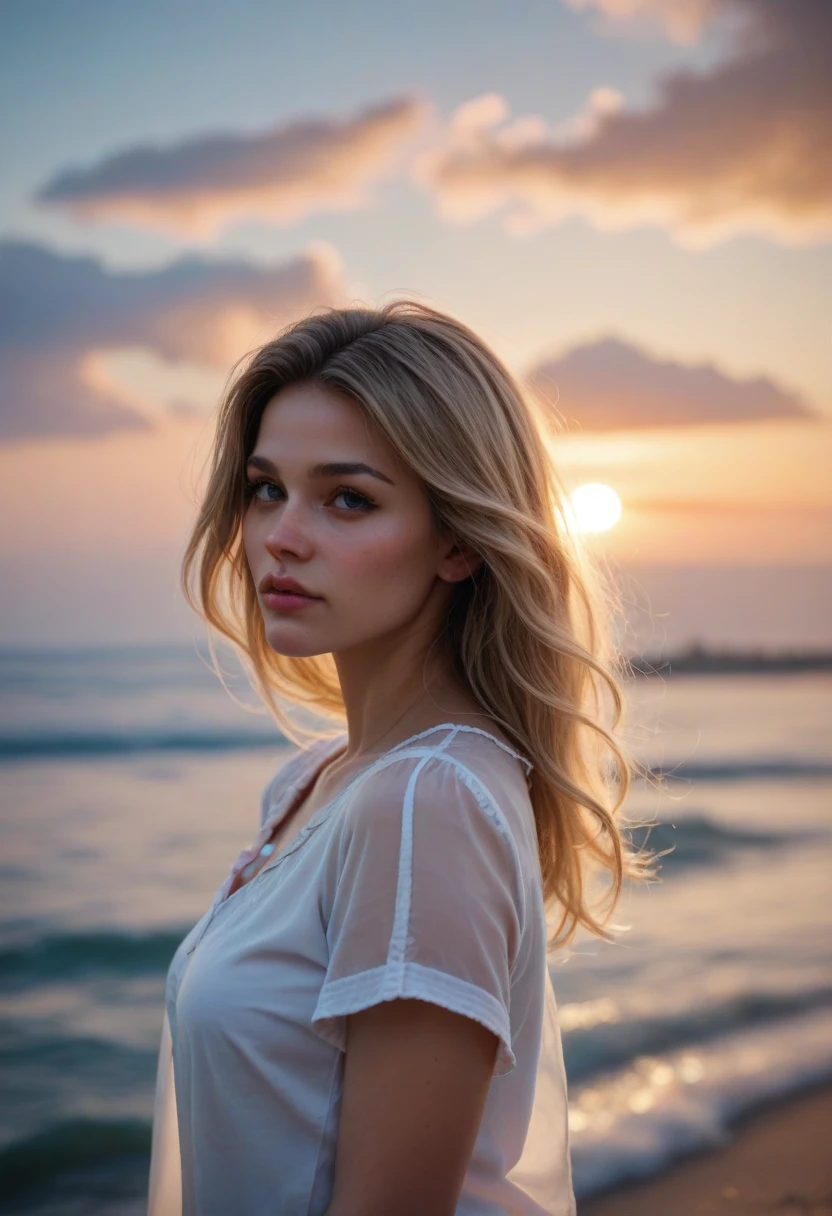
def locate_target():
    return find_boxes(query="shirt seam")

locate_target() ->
[306,1045,344,1216]
[312,960,516,1075]
[387,729,458,969]
[369,748,528,967]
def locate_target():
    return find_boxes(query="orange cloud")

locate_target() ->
[35,97,431,238]
[416,0,832,246]
[0,239,347,441]
[525,336,816,430]
[562,0,726,43]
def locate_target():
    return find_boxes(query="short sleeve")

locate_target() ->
[311,753,524,1076]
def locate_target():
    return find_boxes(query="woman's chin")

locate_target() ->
[263,626,327,659]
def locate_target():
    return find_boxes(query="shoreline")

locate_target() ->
[578,1079,832,1214]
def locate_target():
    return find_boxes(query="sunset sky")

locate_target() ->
[2,0,829,650]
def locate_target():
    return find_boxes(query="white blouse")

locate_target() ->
[147,723,576,1215]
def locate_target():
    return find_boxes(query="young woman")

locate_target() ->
[147,300,651,1216]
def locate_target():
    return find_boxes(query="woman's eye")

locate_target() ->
[332,487,375,512]
[246,480,375,513]
[248,480,282,503]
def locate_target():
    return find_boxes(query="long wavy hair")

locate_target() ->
[182,299,657,950]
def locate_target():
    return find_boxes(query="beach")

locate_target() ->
[580,1080,832,1215]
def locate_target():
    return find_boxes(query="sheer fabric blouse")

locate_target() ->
[147,724,576,1215]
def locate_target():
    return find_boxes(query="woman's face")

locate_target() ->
[242,381,472,659]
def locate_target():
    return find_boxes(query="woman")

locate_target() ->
[147,300,652,1216]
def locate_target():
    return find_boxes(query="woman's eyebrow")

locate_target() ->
[246,454,395,485]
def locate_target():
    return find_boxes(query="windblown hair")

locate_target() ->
[182,300,657,950]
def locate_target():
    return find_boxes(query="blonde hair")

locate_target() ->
[182,300,656,950]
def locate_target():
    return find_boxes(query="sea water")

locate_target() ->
[1,646,829,1212]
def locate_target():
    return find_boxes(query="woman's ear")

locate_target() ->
[437,535,484,584]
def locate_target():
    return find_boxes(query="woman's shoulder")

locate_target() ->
[331,725,535,942]
[339,723,534,848]
[376,721,532,777]
[384,721,534,807]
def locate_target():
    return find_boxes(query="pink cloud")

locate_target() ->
[525,335,817,430]
[36,96,431,238]
[0,240,347,441]
[561,0,728,44]
[416,1,832,246]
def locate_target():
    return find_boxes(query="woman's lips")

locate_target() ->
[262,590,322,612]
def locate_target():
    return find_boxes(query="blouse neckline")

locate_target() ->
[218,723,533,907]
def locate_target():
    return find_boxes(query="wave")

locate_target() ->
[0,1117,151,1201]
[0,927,188,988]
[2,726,829,778]
[0,1032,157,1080]
[563,983,832,1083]
[0,727,286,761]
[625,812,826,871]
[570,1006,832,1200]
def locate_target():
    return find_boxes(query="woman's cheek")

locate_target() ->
[349,523,426,586]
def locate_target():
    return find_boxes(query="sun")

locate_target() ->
[565,483,622,535]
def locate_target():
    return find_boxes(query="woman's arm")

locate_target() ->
[147,1009,182,1216]
[324,997,498,1216]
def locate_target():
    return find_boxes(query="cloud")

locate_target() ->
[561,0,727,44]
[525,335,816,430]
[35,97,430,238]
[0,239,347,442]
[415,0,832,246]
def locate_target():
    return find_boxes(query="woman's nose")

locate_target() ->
[263,498,314,561]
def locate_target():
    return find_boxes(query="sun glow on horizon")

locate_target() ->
[565,482,623,535]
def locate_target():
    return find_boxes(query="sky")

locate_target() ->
[1,0,830,650]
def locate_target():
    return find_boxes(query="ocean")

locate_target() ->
[1,646,830,1213]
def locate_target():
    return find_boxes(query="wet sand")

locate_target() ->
[579,1081,832,1215]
